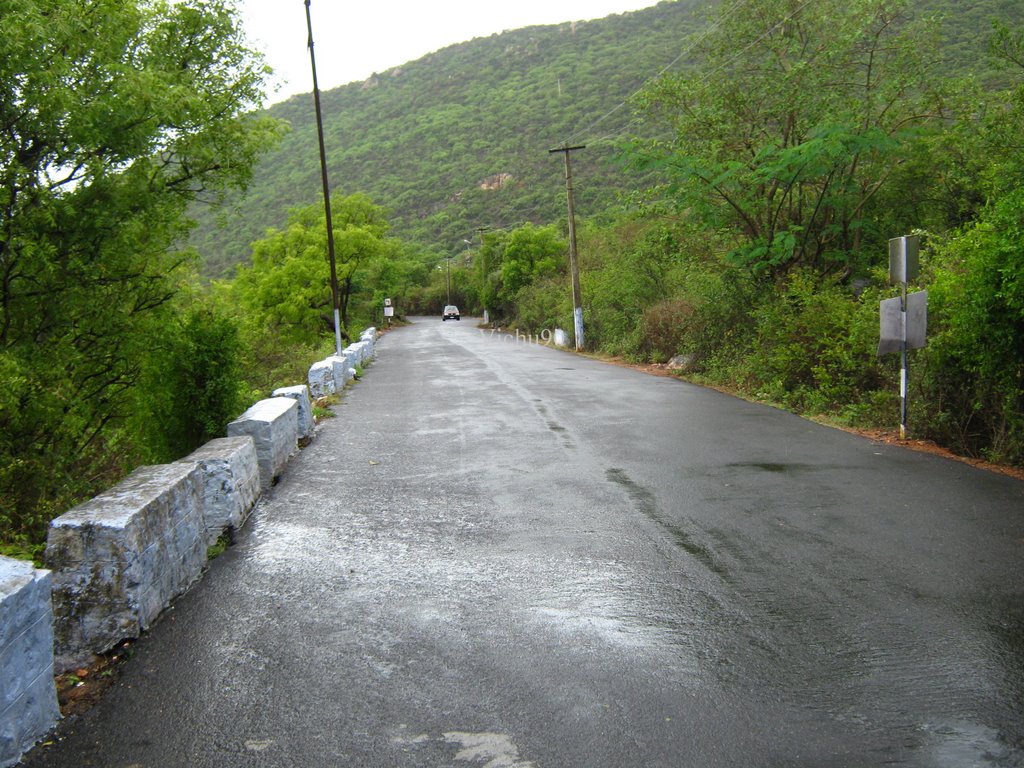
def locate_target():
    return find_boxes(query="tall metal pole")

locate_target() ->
[900,278,908,440]
[305,0,343,357]
[549,145,585,351]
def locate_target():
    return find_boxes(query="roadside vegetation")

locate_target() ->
[458,1,1024,470]
[1,0,1021,558]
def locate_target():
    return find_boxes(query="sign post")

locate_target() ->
[878,235,926,439]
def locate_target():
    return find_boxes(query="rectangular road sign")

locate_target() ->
[889,235,920,284]
[878,290,927,355]
[878,297,903,356]
[906,289,927,349]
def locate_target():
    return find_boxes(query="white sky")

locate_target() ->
[237,0,660,105]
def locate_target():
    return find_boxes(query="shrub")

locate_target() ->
[917,190,1024,464]
[133,306,247,463]
[639,299,697,362]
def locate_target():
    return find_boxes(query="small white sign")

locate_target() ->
[384,306,394,317]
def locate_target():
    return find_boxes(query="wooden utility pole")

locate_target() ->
[549,145,585,351]
[305,0,343,357]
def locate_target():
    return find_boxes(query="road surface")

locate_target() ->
[26,317,1024,767]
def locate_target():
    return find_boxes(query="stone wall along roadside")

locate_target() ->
[306,327,378,399]
[272,385,315,440]
[3,326,381,766]
[226,397,298,491]
[307,359,336,398]
[326,355,355,391]
[0,557,60,768]
[176,437,261,546]
[45,463,207,672]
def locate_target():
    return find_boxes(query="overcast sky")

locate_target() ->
[237,0,660,105]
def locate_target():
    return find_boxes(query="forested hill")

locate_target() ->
[191,0,708,275]
[190,0,1021,276]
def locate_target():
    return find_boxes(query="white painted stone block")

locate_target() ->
[359,328,377,354]
[340,346,359,372]
[307,359,336,398]
[273,385,315,439]
[226,397,297,491]
[45,463,207,671]
[178,437,260,546]
[554,328,569,348]
[326,355,353,391]
[347,340,371,365]
[0,557,60,768]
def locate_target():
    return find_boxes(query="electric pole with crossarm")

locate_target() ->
[549,144,585,351]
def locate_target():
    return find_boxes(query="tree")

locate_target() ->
[914,22,1024,464]
[499,224,565,303]
[232,194,391,347]
[632,0,951,280]
[0,0,283,543]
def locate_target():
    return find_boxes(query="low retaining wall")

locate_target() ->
[326,355,355,392]
[45,463,208,672]
[307,359,335,398]
[272,385,315,439]
[3,327,380,765]
[306,330,378,399]
[178,437,260,546]
[0,558,60,768]
[226,397,298,491]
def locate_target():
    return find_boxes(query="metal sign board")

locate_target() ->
[878,296,903,356]
[906,289,927,349]
[889,235,920,284]
[384,306,394,317]
[877,290,927,355]
[384,298,392,307]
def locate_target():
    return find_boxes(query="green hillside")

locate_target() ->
[190,0,712,275]
[190,0,1022,276]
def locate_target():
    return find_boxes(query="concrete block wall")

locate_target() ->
[45,463,208,672]
[0,558,60,768]
[306,329,378,398]
[226,397,298,491]
[178,437,261,546]
[326,355,354,391]
[273,385,315,439]
[307,359,335,398]
[2,326,380,766]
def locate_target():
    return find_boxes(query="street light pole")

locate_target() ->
[304,0,343,357]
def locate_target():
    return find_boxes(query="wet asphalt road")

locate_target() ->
[26,317,1024,768]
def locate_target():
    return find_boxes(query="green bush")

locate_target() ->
[638,299,697,362]
[736,272,889,414]
[917,190,1024,463]
[133,306,247,463]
